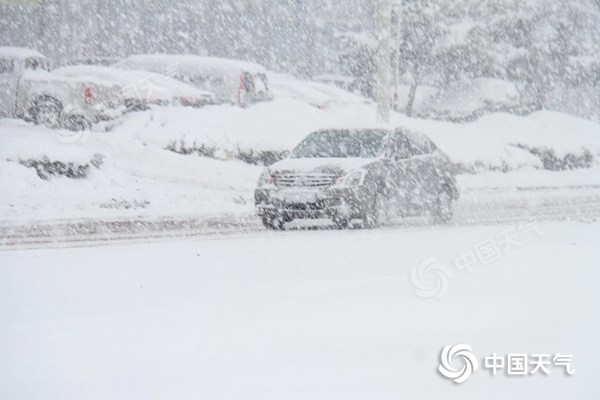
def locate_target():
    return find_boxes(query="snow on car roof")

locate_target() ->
[309,125,397,134]
[54,65,215,99]
[120,54,267,76]
[21,68,119,88]
[312,74,355,83]
[308,126,431,141]
[0,46,46,60]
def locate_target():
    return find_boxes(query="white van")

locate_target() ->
[115,54,273,107]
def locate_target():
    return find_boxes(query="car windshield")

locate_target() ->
[291,129,387,158]
[25,57,51,72]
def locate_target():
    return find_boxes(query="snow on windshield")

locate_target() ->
[291,129,387,159]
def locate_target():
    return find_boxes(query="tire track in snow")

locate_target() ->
[1,188,600,250]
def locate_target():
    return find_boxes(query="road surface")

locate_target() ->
[0,213,599,399]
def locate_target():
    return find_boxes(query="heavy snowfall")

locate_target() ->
[0,0,599,399]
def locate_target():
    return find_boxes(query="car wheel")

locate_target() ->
[432,188,456,224]
[363,193,387,229]
[261,214,284,230]
[333,215,350,229]
[62,114,92,132]
[30,97,62,128]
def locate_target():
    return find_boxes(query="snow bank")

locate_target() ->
[0,118,262,222]
[1,74,599,222]
[0,119,99,165]
[111,82,599,173]
[397,110,600,172]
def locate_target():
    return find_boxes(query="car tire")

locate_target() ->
[261,214,284,230]
[62,114,92,132]
[30,97,62,128]
[333,215,351,229]
[363,193,387,229]
[431,187,456,224]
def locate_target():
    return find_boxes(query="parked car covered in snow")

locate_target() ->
[312,73,357,92]
[114,54,273,107]
[0,47,124,130]
[255,127,459,230]
[66,57,121,67]
[54,65,216,109]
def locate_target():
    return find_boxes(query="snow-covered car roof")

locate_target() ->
[307,125,411,134]
[312,74,355,84]
[54,65,215,101]
[303,126,435,145]
[117,54,267,76]
[0,46,47,60]
[21,68,119,88]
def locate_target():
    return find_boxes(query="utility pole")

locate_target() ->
[376,0,391,123]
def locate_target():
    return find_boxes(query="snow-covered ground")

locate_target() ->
[1,74,599,224]
[1,220,598,399]
[1,74,599,399]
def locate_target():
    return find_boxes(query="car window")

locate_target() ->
[189,75,224,92]
[243,73,255,93]
[389,132,415,159]
[291,129,387,158]
[0,58,14,74]
[408,132,437,155]
[24,57,44,71]
[254,74,267,93]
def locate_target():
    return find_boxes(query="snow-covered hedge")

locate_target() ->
[19,154,103,179]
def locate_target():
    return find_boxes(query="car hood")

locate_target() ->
[270,157,377,176]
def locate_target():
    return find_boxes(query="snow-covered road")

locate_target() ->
[2,180,600,250]
[0,219,599,399]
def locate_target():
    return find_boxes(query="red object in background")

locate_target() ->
[85,87,94,104]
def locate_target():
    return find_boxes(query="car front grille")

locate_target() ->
[274,173,337,188]
[281,198,341,211]
[282,202,322,211]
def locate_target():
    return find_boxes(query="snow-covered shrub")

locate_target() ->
[99,198,150,210]
[19,153,103,179]
[234,149,286,166]
[166,140,216,158]
[515,145,594,171]
[165,139,286,166]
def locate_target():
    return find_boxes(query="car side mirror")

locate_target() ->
[279,150,290,159]
[389,151,410,161]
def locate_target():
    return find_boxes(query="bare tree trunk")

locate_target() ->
[405,64,419,116]
[406,83,417,116]
[376,0,391,123]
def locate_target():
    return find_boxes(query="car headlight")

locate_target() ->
[257,168,276,189]
[332,168,367,188]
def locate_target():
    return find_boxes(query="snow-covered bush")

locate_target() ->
[19,153,103,180]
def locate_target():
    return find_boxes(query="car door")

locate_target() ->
[385,130,421,215]
[404,132,438,210]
